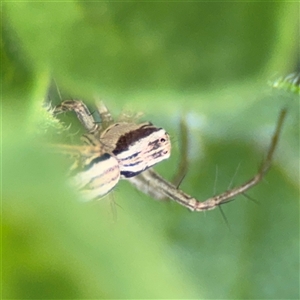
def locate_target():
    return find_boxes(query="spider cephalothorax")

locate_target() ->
[53,99,286,211]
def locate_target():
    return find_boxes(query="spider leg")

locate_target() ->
[191,108,287,211]
[127,169,166,200]
[53,99,111,150]
[130,109,287,212]
[54,100,99,133]
[49,143,106,164]
[95,100,115,129]
[171,117,189,187]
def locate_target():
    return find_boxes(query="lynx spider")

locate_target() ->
[53,99,287,212]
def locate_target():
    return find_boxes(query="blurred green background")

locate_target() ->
[2,2,299,299]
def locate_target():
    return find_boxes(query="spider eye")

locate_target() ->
[160,138,166,143]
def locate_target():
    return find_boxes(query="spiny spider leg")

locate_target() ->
[54,100,99,133]
[54,99,114,150]
[129,109,287,211]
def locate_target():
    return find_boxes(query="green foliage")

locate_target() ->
[2,2,299,299]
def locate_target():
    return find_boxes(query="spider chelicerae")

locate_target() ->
[53,99,286,212]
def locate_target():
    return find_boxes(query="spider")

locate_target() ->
[53,99,287,212]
